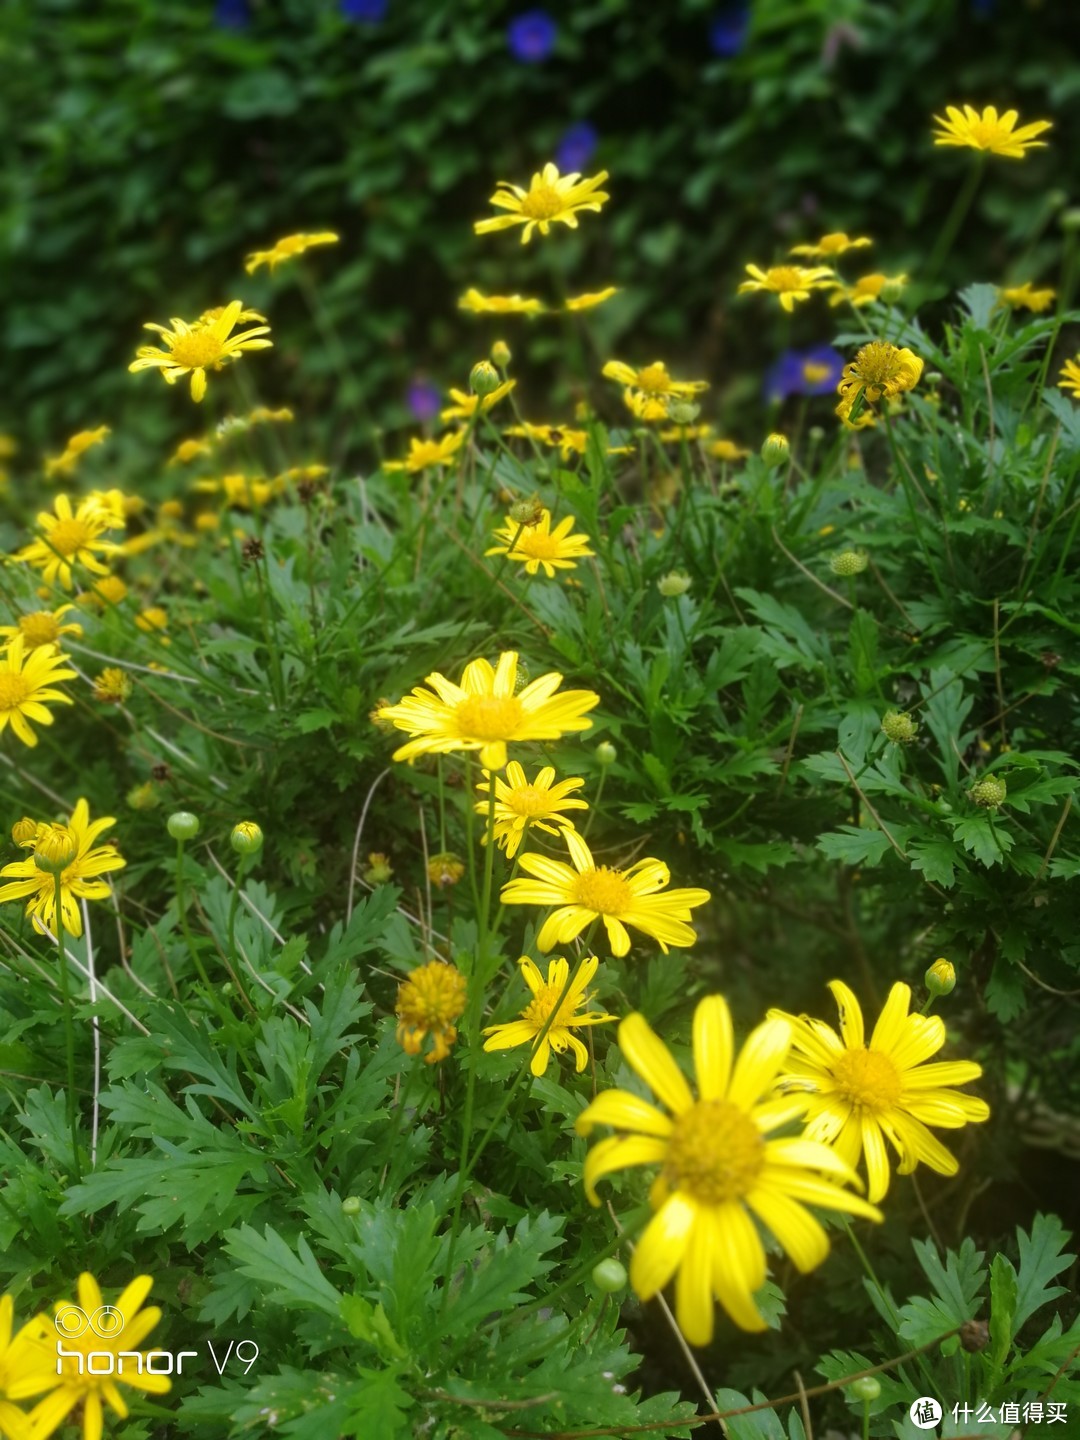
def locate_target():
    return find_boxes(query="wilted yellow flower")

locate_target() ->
[14,494,121,590]
[458,289,545,316]
[395,961,467,1064]
[94,667,133,704]
[486,507,593,578]
[0,605,83,653]
[565,287,619,311]
[998,281,1055,313]
[837,341,923,417]
[738,264,836,312]
[932,104,1052,158]
[830,273,909,308]
[475,162,610,243]
[790,232,872,258]
[129,300,272,402]
[43,425,110,479]
[244,231,339,273]
[483,955,615,1075]
[440,381,516,423]
[383,431,466,473]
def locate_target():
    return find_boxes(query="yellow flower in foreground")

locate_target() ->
[383,431,465,473]
[129,300,272,402]
[377,650,599,771]
[771,981,989,1203]
[1058,356,1080,399]
[440,380,517,423]
[486,507,594,578]
[484,955,615,1075]
[0,637,76,748]
[43,426,111,480]
[0,605,83,653]
[790,232,872,259]
[458,289,545,316]
[837,341,923,407]
[395,961,467,1064]
[932,104,1052,158]
[998,281,1055,313]
[738,264,836,312]
[830,272,909,308]
[577,999,881,1342]
[565,287,619,311]
[14,494,121,590]
[475,163,610,243]
[475,760,589,858]
[0,798,125,937]
[501,829,710,957]
[244,231,339,273]
[9,1273,170,1438]
[0,1294,55,1440]
[602,360,708,398]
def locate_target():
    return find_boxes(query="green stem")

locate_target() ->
[922,157,985,295]
[175,838,215,993]
[54,874,81,1182]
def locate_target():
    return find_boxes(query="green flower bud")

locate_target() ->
[34,824,77,875]
[342,1195,362,1215]
[881,710,918,744]
[761,433,790,467]
[829,549,868,577]
[666,399,700,426]
[970,775,1006,808]
[231,821,264,856]
[364,852,393,885]
[925,958,956,996]
[849,1376,881,1402]
[167,811,201,841]
[491,340,512,369]
[126,781,160,811]
[591,1258,628,1293]
[596,741,617,767]
[469,360,501,397]
[657,571,692,598]
[509,494,545,527]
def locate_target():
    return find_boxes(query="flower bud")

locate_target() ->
[34,824,77,874]
[428,852,465,888]
[808,424,826,442]
[596,741,617,767]
[342,1195,362,1216]
[829,549,868,577]
[761,432,790,467]
[364,852,393,885]
[925,958,956,997]
[491,340,511,369]
[469,360,501,397]
[665,399,700,426]
[167,811,201,841]
[881,710,917,744]
[509,494,545,527]
[11,816,40,848]
[969,775,1006,808]
[849,1377,881,1402]
[370,698,396,732]
[126,782,160,811]
[591,1258,628,1293]
[657,571,692,598]
[231,821,264,856]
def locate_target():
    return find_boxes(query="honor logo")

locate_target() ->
[53,1305,258,1377]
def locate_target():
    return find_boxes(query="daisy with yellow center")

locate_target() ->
[1058,356,1080,400]
[0,637,76,749]
[565,287,619,312]
[602,360,708,398]
[440,380,517,423]
[483,955,615,1075]
[790,232,872,259]
[0,798,125,937]
[395,961,467,1064]
[836,341,923,423]
[80,575,128,610]
[129,300,272,402]
[244,231,339,273]
[501,829,710,957]
[378,651,599,772]
[771,981,989,1203]
[43,425,110,480]
[458,289,546,316]
[383,431,466,473]
[14,494,121,590]
[932,104,1052,158]
[738,264,837,312]
[0,1294,57,1440]
[475,162,610,243]
[9,1273,170,1439]
[998,281,1055,313]
[474,761,588,858]
[0,605,83,653]
[486,507,594,578]
[577,999,881,1343]
[830,272,909,307]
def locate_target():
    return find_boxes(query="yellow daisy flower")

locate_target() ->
[565,287,619,311]
[395,961,467,1064]
[134,606,170,644]
[43,425,111,480]
[485,507,594,578]
[474,760,589,858]
[378,650,598,772]
[738,264,837,312]
[771,981,989,1203]
[708,438,751,462]
[932,104,1052,158]
[998,281,1055,313]
[483,955,615,1075]
[128,300,272,403]
[602,360,708,398]
[0,798,125,937]
[837,341,923,406]
[458,289,546,316]
[1058,356,1080,399]
[503,423,593,459]
[0,636,76,749]
[577,998,881,1343]
[244,231,339,273]
[501,829,710,957]
[790,232,872,258]
[440,380,517,422]
[94,667,133,703]
[830,272,909,308]
[0,1293,56,1440]
[0,605,83,653]
[8,1273,170,1437]
[474,162,610,243]
[80,575,129,610]
[383,431,466,473]
[14,494,121,590]
[168,437,213,465]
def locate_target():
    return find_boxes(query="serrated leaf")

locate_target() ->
[223,1224,343,1319]
[907,838,959,887]
[988,1253,1018,1373]
[713,1389,786,1440]
[950,816,1010,867]
[817,825,902,867]
[1013,1214,1074,1332]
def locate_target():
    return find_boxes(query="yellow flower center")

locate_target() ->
[664,1099,766,1204]
[19,612,61,647]
[572,865,632,916]
[0,672,30,710]
[851,341,903,390]
[520,182,565,220]
[832,1048,902,1112]
[802,362,831,384]
[456,693,522,741]
[635,364,673,393]
[46,518,93,556]
[168,330,227,369]
[522,983,577,1031]
[513,530,565,562]
[507,784,553,817]
[397,962,467,1028]
[767,267,804,291]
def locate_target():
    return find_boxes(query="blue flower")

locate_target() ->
[214,0,250,29]
[709,5,750,58]
[764,345,845,403]
[341,0,388,21]
[508,10,557,64]
[555,122,598,175]
[406,380,442,424]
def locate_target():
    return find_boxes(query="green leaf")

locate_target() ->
[921,669,975,789]
[907,838,958,887]
[713,1389,786,1440]
[950,816,1011,867]
[223,1224,344,1319]
[847,610,880,696]
[898,1235,985,1348]
[817,825,905,867]
[1013,1214,1074,1333]
[988,1253,1018,1373]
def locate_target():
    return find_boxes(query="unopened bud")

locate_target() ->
[34,824,77,874]
[657,571,692,598]
[491,340,511,369]
[509,495,545,527]
[596,741,617,767]
[761,433,790,467]
[829,549,868,577]
[881,710,917,744]
[666,399,700,426]
[469,360,501,397]
[591,1258,628,1293]
[969,775,1006,808]
[925,958,956,997]
[364,852,393,885]
[960,1318,990,1352]
[11,817,40,847]
[230,821,264,856]
[167,811,201,841]
[126,782,160,811]
[849,1377,881,1402]
[342,1195,362,1215]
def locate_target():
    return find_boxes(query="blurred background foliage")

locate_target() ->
[2,0,1075,469]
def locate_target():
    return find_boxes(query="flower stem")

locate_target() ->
[54,874,82,1182]
[922,157,986,294]
[175,838,215,994]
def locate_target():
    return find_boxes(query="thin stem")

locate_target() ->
[175,838,215,994]
[54,874,82,1182]
[921,157,985,295]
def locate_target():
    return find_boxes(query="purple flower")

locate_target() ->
[555,122,598,175]
[341,0,388,21]
[407,379,442,424]
[709,5,750,58]
[508,10,557,64]
[214,0,250,28]
[764,345,845,404]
